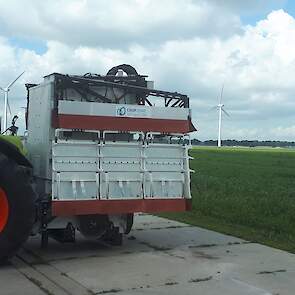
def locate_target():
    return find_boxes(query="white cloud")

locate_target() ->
[0,0,241,47]
[0,3,294,141]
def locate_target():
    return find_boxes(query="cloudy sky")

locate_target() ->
[0,0,294,141]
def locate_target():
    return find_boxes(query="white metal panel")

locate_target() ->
[58,100,190,120]
[25,81,54,195]
[52,172,98,200]
[100,143,143,199]
[100,172,143,200]
[52,141,99,200]
[52,142,98,172]
[144,172,184,198]
[144,144,186,199]
[52,138,191,201]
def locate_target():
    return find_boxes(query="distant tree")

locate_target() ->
[190,138,295,148]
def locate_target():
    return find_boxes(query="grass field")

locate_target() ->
[161,147,295,253]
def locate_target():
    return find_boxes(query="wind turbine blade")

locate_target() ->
[222,107,230,117]
[219,83,224,104]
[0,86,4,91]
[7,71,25,89]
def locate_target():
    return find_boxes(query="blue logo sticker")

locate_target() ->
[117,106,126,116]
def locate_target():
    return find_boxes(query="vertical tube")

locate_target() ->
[218,106,222,148]
[3,90,8,134]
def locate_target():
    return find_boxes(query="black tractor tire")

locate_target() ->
[0,153,36,263]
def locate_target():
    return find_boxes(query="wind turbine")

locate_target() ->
[0,71,25,134]
[212,84,230,148]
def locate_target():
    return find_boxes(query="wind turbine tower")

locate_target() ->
[0,71,25,133]
[216,84,230,148]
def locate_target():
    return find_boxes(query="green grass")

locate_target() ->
[161,147,295,253]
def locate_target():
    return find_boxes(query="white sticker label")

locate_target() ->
[116,105,151,118]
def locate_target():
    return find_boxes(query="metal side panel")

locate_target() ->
[58,100,190,120]
[26,81,54,195]
[52,141,99,200]
[52,140,191,201]
[100,143,143,200]
[143,144,187,199]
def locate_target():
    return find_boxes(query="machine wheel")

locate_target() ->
[103,227,123,246]
[77,214,110,239]
[0,153,36,262]
[125,213,134,234]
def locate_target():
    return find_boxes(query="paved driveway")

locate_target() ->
[0,215,294,294]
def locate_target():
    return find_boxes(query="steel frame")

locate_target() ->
[53,73,189,108]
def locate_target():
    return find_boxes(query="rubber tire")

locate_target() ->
[107,64,138,76]
[0,153,36,263]
[77,214,110,239]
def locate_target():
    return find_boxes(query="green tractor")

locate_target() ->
[0,118,36,262]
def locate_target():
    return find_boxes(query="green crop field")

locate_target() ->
[161,147,295,253]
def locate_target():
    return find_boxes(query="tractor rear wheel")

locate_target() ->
[0,153,36,263]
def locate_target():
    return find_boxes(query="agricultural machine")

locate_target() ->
[0,64,195,262]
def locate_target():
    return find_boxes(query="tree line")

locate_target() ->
[191,139,295,148]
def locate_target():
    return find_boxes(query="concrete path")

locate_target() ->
[1,215,294,294]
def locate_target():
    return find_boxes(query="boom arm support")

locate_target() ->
[54,74,190,108]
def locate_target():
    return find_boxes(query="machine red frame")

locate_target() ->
[52,199,192,216]
[54,114,195,134]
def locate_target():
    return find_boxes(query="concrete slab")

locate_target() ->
[4,214,295,295]
[132,214,191,230]
[191,242,295,295]
[133,224,245,249]
[110,278,274,295]
[0,263,45,295]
